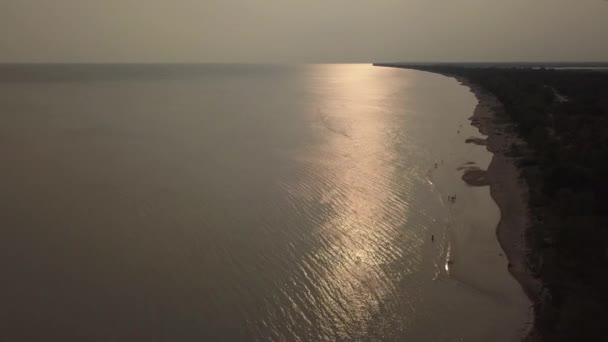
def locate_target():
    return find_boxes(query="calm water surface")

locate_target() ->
[0,64,527,341]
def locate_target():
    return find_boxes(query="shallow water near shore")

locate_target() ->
[0,64,529,341]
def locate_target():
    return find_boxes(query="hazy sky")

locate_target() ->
[1,0,607,63]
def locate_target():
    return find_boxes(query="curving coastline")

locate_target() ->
[461,79,541,297]
[376,64,541,340]
[460,77,542,340]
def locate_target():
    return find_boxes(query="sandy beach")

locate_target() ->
[458,78,543,340]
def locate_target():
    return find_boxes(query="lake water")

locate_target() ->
[0,64,529,341]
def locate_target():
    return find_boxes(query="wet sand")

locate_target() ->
[461,167,489,186]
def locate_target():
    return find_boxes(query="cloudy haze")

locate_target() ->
[1,0,607,63]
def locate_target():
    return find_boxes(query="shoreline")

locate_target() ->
[458,77,541,295]
[458,77,542,340]
[377,65,542,339]
[375,62,608,341]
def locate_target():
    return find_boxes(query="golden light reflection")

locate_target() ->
[302,64,414,336]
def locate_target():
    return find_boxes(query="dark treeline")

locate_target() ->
[377,64,608,341]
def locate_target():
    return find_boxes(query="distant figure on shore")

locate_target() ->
[431,234,435,242]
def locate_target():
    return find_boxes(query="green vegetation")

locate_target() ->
[378,64,608,341]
